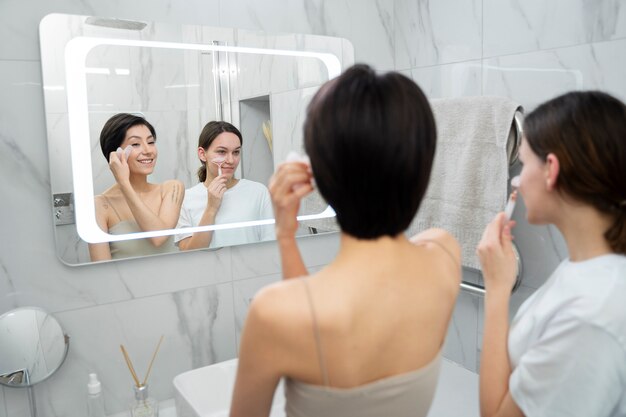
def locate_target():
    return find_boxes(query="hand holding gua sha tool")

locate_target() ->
[211,156,226,176]
[120,335,164,417]
[285,151,313,191]
[116,145,133,162]
[504,175,521,220]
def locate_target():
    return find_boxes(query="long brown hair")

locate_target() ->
[196,121,243,182]
[524,91,626,254]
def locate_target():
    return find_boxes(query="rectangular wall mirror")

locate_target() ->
[39,13,353,266]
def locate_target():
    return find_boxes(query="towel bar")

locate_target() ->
[459,241,523,296]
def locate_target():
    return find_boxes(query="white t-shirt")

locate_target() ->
[175,179,275,248]
[508,254,626,417]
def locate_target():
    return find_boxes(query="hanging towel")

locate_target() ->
[406,96,523,270]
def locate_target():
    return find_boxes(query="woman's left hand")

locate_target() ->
[269,161,313,240]
[476,213,518,294]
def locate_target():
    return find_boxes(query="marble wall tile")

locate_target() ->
[233,273,282,346]
[483,0,626,58]
[483,38,626,111]
[0,389,6,417]
[444,287,479,373]
[25,283,237,417]
[400,59,482,99]
[230,232,339,281]
[1,387,29,417]
[394,0,481,70]
[0,0,221,61]
[219,0,392,70]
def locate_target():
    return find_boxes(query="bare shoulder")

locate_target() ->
[161,180,185,201]
[246,278,309,341]
[410,228,461,282]
[162,179,184,192]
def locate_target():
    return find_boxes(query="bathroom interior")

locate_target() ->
[1,0,625,416]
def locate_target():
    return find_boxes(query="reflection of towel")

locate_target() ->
[406,96,522,270]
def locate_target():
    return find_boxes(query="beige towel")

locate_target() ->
[406,96,522,270]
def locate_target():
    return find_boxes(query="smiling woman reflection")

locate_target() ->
[88,113,184,261]
[175,121,274,250]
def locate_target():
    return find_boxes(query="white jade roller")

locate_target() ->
[504,176,521,220]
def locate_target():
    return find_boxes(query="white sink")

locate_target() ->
[173,358,285,417]
[173,358,478,417]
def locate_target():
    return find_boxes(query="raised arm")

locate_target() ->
[476,213,524,417]
[268,161,313,279]
[109,151,184,246]
[120,179,184,247]
[178,176,227,251]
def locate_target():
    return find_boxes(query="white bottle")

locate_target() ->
[87,373,106,417]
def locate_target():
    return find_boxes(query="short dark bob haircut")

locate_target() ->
[304,64,437,239]
[100,113,156,160]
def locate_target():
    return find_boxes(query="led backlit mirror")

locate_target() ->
[39,13,353,265]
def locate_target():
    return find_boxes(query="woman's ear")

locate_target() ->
[198,147,207,162]
[545,153,560,191]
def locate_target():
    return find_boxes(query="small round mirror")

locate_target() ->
[0,307,69,387]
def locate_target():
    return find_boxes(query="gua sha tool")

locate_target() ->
[115,146,133,161]
[504,175,520,220]
[211,156,226,176]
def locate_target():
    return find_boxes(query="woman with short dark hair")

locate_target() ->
[230,64,462,417]
[89,113,184,261]
[478,91,626,417]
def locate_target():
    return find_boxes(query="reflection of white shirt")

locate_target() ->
[175,179,275,248]
[508,254,626,417]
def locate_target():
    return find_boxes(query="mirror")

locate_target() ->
[39,13,352,265]
[0,307,69,387]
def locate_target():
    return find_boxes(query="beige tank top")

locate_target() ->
[104,195,176,259]
[284,278,443,417]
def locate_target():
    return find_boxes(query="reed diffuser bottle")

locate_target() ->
[131,384,158,417]
[120,336,164,417]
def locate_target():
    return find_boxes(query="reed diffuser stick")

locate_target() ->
[120,344,141,387]
[142,335,164,386]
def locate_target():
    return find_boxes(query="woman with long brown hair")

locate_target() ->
[478,91,626,417]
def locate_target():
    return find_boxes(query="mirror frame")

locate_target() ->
[0,307,70,387]
[39,14,352,265]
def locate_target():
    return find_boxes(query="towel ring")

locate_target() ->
[460,241,523,296]
[507,109,524,166]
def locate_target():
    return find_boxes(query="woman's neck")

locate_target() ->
[127,174,151,193]
[552,202,614,261]
[333,232,413,268]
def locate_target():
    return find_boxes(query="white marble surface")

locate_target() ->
[401,60,482,99]
[3,0,626,416]
[483,38,626,112]
[31,283,237,417]
[220,0,392,70]
[483,0,626,58]
[394,0,482,70]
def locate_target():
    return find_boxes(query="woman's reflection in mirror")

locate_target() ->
[88,113,184,261]
[175,121,274,250]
